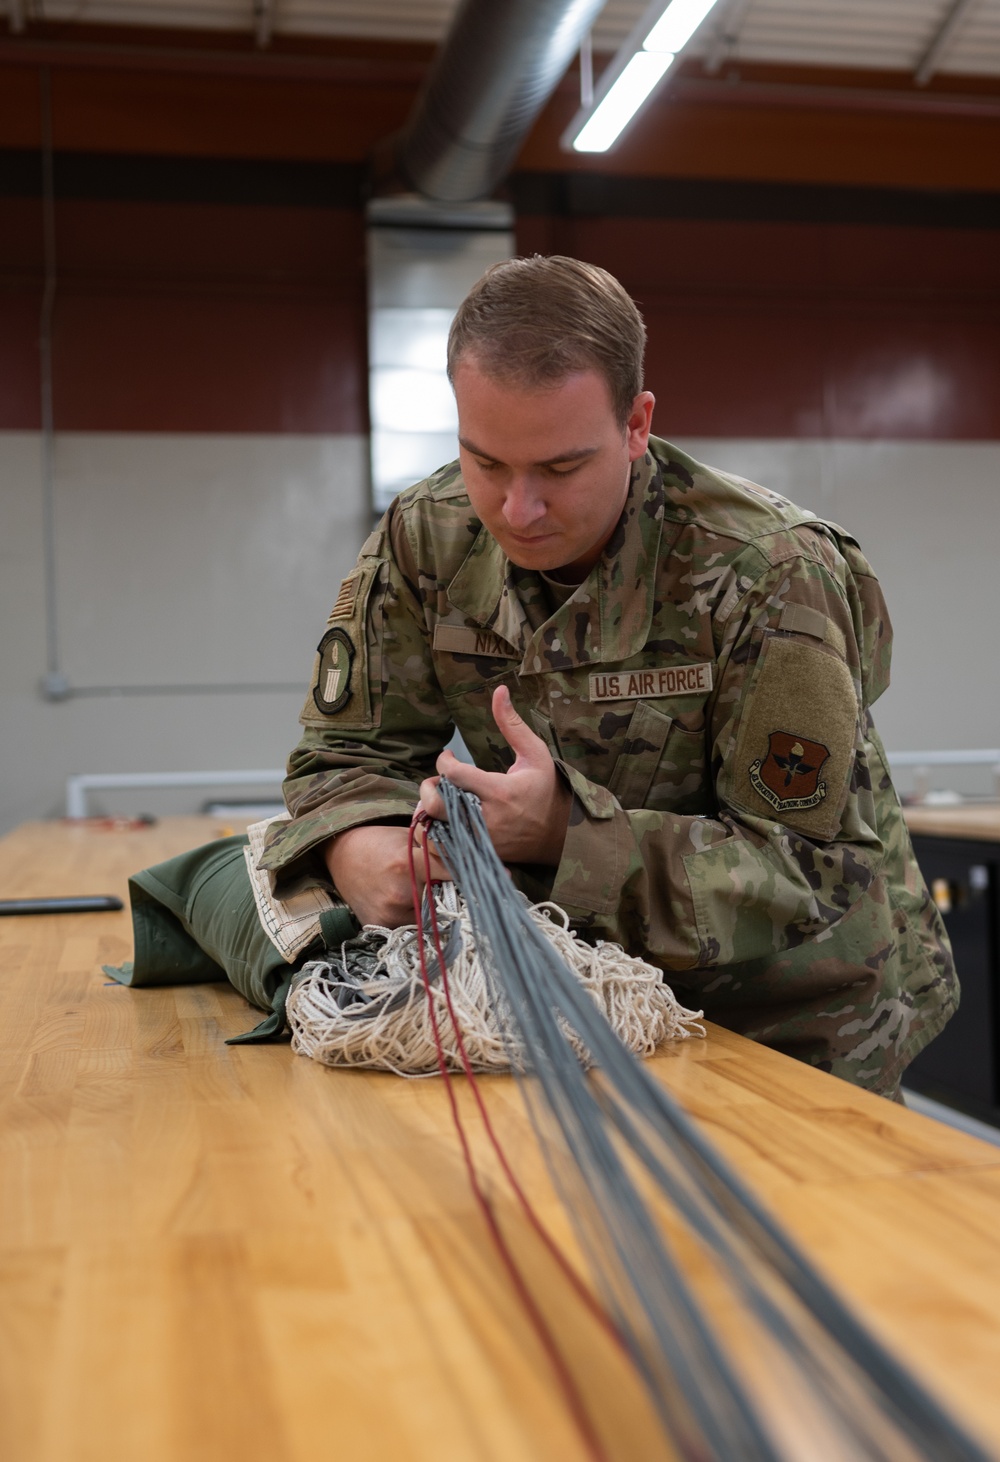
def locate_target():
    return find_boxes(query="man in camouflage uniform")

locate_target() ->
[259,255,956,1096]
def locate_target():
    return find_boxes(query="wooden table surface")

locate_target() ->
[4,816,1000,1461]
[904,802,1000,842]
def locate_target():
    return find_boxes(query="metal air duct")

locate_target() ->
[397,0,608,203]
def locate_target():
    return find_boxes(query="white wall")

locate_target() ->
[2,430,997,834]
[676,437,1000,797]
[0,431,370,833]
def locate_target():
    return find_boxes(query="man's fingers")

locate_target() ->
[433,748,496,798]
[492,684,548,763]
[418,774,446,821]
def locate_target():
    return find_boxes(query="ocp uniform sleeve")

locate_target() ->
[259,504,453,883]
[548,544,891,979]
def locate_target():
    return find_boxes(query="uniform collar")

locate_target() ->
[447,450,668,672]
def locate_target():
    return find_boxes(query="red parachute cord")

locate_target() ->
[407,816,610,1462]
[411,813,622,1343]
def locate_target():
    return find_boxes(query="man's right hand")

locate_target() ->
[323,823,450,929]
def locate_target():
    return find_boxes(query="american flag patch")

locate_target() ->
[328,574,360,622]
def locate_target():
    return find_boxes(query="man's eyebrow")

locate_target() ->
[459,437,599,467]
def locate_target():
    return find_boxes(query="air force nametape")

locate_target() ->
[434,624,519,659]
[589,663,714,703]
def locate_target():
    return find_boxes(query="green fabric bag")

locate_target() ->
[102,835,358,1044]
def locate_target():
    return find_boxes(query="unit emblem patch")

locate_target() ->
[313,627,354,714]
[750,732,830,812]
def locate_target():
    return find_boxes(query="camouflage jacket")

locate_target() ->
[260,439,957,1093]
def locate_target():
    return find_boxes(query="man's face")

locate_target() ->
[453,357,655,581]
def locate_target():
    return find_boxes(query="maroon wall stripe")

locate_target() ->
[3,39,1000,191]
[0,196,368,433]
[518,214,1000,441]
[2,191,999,438]
[50,294,366,435]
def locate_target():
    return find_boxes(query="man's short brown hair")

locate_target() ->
[447,255,646,429]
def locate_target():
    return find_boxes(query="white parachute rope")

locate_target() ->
[288,886,704,1078]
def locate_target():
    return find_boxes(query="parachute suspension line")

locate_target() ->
[410,813,624,1344]
[424,779,991,1462]
[405,815,611,1462]
[425,788,776,1461]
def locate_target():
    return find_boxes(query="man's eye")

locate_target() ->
[475,459,499,472]
[547,463,581,477]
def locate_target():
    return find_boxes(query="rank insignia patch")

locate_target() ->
[750,731,830,812]
[313,627,354,714]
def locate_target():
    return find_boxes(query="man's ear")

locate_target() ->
[626,391,655,461]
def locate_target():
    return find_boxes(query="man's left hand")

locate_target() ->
[418,685,571,867]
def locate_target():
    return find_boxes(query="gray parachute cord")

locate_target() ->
[431,780,989,1462]
[432,788,784,1460]
[585,1075,930,1461]
[534,962,987,1462]
[436,783,988,1462]
[434,787,894,1459]
[438,818,912,1456]
[430,797,773,1457]
[435,801,853,1462]
[455,797,987,1462]
[426,789,777,1450]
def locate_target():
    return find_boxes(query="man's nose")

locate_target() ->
[502,476,547,531]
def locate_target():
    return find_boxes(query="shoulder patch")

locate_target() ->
[312,627,355,715]
[750,733,830,812]
[726,634,858,839]
[299,560,384,731]
[328,574,360,622]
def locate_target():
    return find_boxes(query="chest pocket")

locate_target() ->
[607,701,708,812]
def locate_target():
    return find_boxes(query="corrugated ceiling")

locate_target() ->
[16,0,1000,79]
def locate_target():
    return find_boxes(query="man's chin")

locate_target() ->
[502,534,567,571]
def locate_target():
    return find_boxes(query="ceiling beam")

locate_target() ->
[915,0,978,86]
[704,0,755,75]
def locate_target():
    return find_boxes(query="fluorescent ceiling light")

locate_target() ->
[564,0,722,154]
[644,0,721,54]
[572,50,675,153]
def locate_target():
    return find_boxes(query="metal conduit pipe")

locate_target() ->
[397,0,607,204]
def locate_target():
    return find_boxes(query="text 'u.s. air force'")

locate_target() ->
[588,663,714,703]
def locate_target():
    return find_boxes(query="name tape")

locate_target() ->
[434,624,519,659]
[588,662,714,703]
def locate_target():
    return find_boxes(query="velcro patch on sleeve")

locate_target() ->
[779,602,847,656]
[299,560,383,729]
[727,635,858,840]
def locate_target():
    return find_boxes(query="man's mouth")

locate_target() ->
[508,530,556,546]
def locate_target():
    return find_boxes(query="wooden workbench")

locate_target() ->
[902,805,1000,1114]
[905,803,1000,842]
[3,817,1000,1461]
